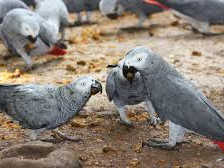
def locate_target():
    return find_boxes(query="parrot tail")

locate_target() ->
[214,141,224,152]
[143,0,170,10]
[48,44,67,56]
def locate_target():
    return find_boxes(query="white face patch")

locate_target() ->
[21,22,39,37]
[73,77,96,94]
[124,50,149,70]
[135,53,148,61]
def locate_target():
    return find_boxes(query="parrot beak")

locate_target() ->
[122,64,138,85]
[107,13,119,20]
[91,80,102,95]
[107,64,118,68]
[27,35,38,43]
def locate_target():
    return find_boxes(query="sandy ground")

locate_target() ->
[0,11,224,167]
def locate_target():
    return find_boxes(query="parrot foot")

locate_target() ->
[68,21,83,27]
[55,40,67,50]
[23,64,34,72]
[118,119,134,128]
[40,130,81,143]
[120,26,149,32]
[142,139,177,150]
[69,21,97,27]
[52,130,81,142]
[202,32,224,37]
[191,27,224,37]
[40,138,64,143]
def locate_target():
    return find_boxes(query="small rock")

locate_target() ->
[102,145,116,153]
[133,144,142,153]
[0,141,82,168]
[66,64,76,73]
[192,51,202,56]
[77,60,86,66]
[129,158,140,167]
[70,121,86,128]
[157,160,167,166]
[170,20,179,26]
[201,165,209,168]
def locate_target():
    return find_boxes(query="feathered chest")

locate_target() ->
[115,78,147,105]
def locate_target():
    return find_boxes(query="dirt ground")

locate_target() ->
[1,11,224,168]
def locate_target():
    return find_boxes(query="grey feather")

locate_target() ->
[106,70,116,102]
[63,0,100,13]
[0,9,58,67]
[106,66,147,107]
[62,0,100,23]
[106,60,160,127]
[0,77,101,131]
[100,0,163,26]
[117,0,163,17]
[156,0,224,24]
[0,0,28,24]
[123,46,224,141]
[35,0,69,31]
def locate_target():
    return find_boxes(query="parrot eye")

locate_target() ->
[137,57,142,62]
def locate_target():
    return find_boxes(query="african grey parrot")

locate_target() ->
[106,60,161,127]
[122,46,224,151]
[100,0,164,27]
[0,0,28,24]
[144,0,224,35]
[28,0,69,57]
[0,8,61,69]
[35,0,69,41]
[0,76,102,141]
[63,0,100,25]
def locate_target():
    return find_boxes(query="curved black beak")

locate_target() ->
[107,13,119,20]
[122,64,138,85]
[107,64,118,68]
[27,35,37,43]
[91,80,102,95]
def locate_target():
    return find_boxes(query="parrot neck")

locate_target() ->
[55,86,90,126]
[141,56,172,81]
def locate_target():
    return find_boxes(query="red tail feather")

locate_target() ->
[48,45,67,56]
[144,0,170,10]
[214,141,224,152]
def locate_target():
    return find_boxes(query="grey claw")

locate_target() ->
[147,138,169,144]
[51,130,81,142]
[142,139,177,150]
[148,117,163,126]
[23,65,33,72]
[119,119,134,128]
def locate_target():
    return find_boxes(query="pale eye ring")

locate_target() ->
[137,57,142,62]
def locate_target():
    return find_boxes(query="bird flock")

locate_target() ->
[0,0,224,160]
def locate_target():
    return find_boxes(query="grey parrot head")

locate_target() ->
[122,46,155,83]
[99,0,124,20]
[68,77,102,96]
[20,17,40,43]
